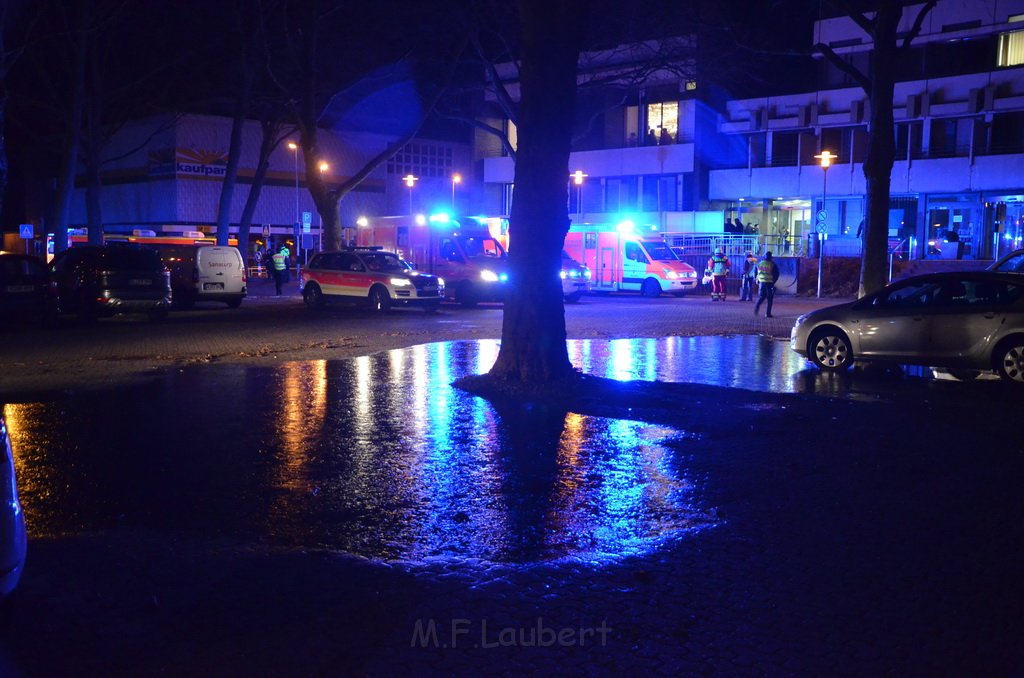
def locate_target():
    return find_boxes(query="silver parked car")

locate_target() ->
[791,272,1024,382]
[989,249,1024,274]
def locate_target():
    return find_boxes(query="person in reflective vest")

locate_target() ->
[706,247,731,301]
[271,247,289,296]
[754,251,780,318]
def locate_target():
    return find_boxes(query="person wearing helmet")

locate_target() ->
[706,247,731,301]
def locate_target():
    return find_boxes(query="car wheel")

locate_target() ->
[226,297,242,309]
[565,291,583,303]
[368,285,391,313]
[641,278,661,298]
[303,284,325,311]
[994,336,1024,383]
[808,327,853,371]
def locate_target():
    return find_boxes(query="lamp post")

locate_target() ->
[287,142,300,253]
[572,170,586,223]
[451,173,462,211]
[318,161,328,252]
[403,174,418,215]
[813,150,836,298]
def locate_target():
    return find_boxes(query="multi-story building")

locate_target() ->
[479,0,1024,263]
[26,113,472,255]
[713,0,1024,262]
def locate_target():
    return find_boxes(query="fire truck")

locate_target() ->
[354,214,509,307]
[563,221,698,297]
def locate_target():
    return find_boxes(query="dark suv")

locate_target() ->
[0,253,57,326]
[50,246,172,321]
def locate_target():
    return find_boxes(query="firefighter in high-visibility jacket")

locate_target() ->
[706,247,731,301]
[754,251,780,318]
[271,246,289,296]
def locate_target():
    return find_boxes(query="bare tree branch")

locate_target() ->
[901,0,938,51]
[813,40,870,91]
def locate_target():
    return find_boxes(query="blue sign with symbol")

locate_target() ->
[19,224,34,239]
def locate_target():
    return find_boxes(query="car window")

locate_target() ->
[360,253,408,273]
[100,247,163,270]
[0,257,45,278]
[994,252,1024,274]
[457,236,504,258]
[625,241,648,263]
[439,238,462,262]
[338,253,364,272]
[874,280,936,307]
[643,242,678,261]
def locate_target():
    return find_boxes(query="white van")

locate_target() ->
[157,245,247,308]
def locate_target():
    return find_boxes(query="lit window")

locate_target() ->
[997,29,1024,66]
[646,102,679,144]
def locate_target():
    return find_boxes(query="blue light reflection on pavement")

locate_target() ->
[267,339,716,564]
[4,339,721,567]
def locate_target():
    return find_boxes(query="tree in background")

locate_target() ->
[814,1,937,297]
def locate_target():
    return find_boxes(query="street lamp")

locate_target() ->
[813,150,836,298]
[572,170,587,223]
[403,174,418,215]
[451,172,462,211]
[287,142,300,252]
[318,161,329,252]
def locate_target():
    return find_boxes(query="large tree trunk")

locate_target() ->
[238,119,282,252]
[216,69,252,246]
[488,0,585,383]
[53,6,88,254]
[859,4,900,297]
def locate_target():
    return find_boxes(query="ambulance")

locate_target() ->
[563,220,698,297]
[461,214,592,303]
[354,214,509,307]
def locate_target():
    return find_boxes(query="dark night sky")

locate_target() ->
[1,0,823,229]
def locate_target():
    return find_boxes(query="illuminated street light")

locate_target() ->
[403,174,418,215]
[318,162,329,251]
[287,142,300,244]
[571,170,587,222]
[813,150,836,298]
[451,173,462,211]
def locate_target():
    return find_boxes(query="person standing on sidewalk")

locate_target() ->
[707,247,731,301]
[754,251,780,318]
[739,251,758,301]
[271,246,289,296]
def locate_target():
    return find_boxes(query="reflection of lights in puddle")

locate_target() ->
[739,403,788,411]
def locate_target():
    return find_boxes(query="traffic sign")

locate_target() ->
[262,224,270,237]
[302,211,312,226]
[817,222,828,234]
[816,210,827,222]
[19,224,33,239]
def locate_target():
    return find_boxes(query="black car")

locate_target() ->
[0,252,57,326]
[50,246,172,321]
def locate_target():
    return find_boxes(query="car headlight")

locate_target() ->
[437,277,445,287]
[583,268,592,279]
[499,273,508,282]
[480,270,499,282]
[666,271,680,280]
[390,277,412,287]
[559,270,568,279]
